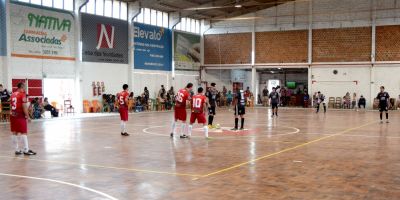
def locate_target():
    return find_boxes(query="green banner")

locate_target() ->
[174,31,200,71]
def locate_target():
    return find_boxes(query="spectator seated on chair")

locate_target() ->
[358,95,366,109]
[102,94,110,112]
[30,98,44,119]
[135,96,144,112]
[43,97,58,117]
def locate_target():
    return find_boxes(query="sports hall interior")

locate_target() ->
[0,0,400,199]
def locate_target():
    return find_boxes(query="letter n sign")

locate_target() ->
[96,24,114,49]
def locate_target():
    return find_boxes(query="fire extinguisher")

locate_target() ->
[97,82,101,96]
[92,81,97,96]
[101,81,105,93]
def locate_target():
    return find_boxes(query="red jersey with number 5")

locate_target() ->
[11,91,27,118]
[118,91,129,110]
[175,89,190,109]
[191,94,207,114]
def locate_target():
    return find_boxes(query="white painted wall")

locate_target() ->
[203,69,255,92]
[0,57,4,85]
[80,62,129,101]
[10,57,75,79]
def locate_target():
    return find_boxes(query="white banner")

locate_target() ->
[10,2,75,60]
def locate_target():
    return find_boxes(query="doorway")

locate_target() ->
[43,79,75,111]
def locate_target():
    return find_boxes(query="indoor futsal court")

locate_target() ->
[1,0,400,199]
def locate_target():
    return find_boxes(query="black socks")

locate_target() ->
[380,113,383,120]
[208,116,214,125]
[235,118,239,129]
[386,113,388,119]
[241,118,244,129]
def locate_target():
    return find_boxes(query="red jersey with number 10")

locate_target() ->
[175,89,190,108]
[191,94,207,114]
[11,91,27,118]
[118,91,129,109]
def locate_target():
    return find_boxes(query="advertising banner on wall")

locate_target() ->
[81,13,128,64]
[0,0,6,56]
[173,31,200,71]
[10,2,75,60]
[134,22,172,71]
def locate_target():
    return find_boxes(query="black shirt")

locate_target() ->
[269,92,279,104]
[376,92,389,105]
[0,89,10,102]
[262,89,269,97]
[206,88,218,107]
[236,90,246,107]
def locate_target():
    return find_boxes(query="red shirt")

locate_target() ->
[11,91,27,118]
[191,94,207,114]
[117,91,129,109]
[175,89,190,109]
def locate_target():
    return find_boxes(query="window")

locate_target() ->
[120,2,127,20]
[95,0,104,15]
[86,0,95,14]
[134,8,169,28]
[174,17,201,34]
[112,1,120,19]
[104,0,112,17]
[14,0,73,11]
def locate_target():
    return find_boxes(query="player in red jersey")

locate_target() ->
[117,84,130,136]
[187,87,209,139]
[170,83,193,138]
[10,82,36,155]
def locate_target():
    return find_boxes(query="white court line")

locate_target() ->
[0,173,118,200]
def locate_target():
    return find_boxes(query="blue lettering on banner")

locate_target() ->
[0,0,6,56]
[133,22,172,71]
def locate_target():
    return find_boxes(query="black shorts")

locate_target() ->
[271,103,278,109]
[379,104,388,112]
[208,106,216,115]
[235,105,245,116]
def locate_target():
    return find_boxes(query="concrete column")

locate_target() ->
[308,0,313,65]
[251,14,256,101]
[74,0,89,112]
[128,2,140,89]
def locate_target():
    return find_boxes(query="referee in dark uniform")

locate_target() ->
[206,83,218,128]
[376,86,390,123]
[232,89,246,130]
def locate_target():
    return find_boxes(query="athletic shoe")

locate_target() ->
[231,128,238,131]
[208,125,213,129]
[15,150,22,155]
[23,150,36,156]
[205,137,212,140]
[121,132,129,136]
[239,128,244,130]
[170,133,174,138]
[180,135,188,139]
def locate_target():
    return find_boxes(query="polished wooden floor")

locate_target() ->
[1,108,399,200]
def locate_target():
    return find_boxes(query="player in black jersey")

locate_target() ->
[269,87,279,117]
[206,83,218,128]
[231,89,246,131]
[376,86,390,123]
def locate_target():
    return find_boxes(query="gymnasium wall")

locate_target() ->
[204,33,251,64]
[376,25,400,61]
[255,30,308,63]
[312,27,372,62]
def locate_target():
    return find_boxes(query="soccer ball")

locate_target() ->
[215,124,221,129]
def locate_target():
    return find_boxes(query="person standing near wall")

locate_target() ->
[10,82,36,155]
[376,86,390,123]
[0,84,10,102]
[316,91,326,113]
[262,86,269,107]
[269,87,280,117]
[117,84,130,136]
[206,83,218,129]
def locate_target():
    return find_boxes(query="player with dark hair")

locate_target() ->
[376,86,390,123]
[170,83,193,138]
[10,82,36,155]
[206,83,218,128]
[269,87,279,117]
[231,88,246,131]
[187,87,209,139]
[117,84,130,136]
[316,91,326,113]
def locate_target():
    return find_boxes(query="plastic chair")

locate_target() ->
[83,100,91,113]
[92,100,101,113]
